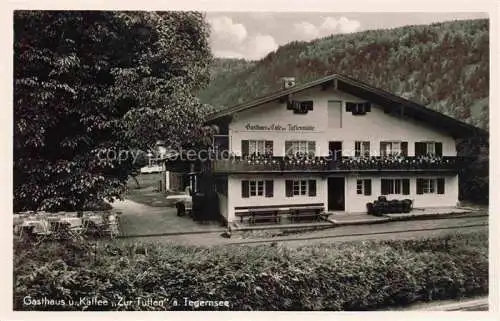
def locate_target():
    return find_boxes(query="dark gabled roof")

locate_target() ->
[205,73,487,138]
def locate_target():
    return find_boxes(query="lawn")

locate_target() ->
[13,230,488,311]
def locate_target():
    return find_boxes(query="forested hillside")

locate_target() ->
[199,19,489,130]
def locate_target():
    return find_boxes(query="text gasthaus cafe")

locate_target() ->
[164,74,485,226]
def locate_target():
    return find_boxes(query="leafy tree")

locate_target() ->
[14,11,214,212]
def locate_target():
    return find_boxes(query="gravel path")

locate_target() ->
[116,214,488,248]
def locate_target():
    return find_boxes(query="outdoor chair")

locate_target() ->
[32,220,54,243]
[89,215,118,239]
[18,225,35,241]
[50,221,82,241]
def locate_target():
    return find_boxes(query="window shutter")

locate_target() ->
[416,179,424,194]
[286,99,293,110]
[285,180,293,197]
[364,179,372,196]
[364,102,371,112]
[302,100,314,111]
[308,180,317,196]
[308,141,316,156]
[415,142,425,157]
[346,102,353,112]
[380,142,385,157]
[402,179,410,195]
[381,179,389,195]
[285,141,293,156]
[435,143,443,157]
[241,181,249,198]
[401,142,408,157]
[241,140,249,157]
[437,178,445,194]
[265,141,273,155]
[355,141,361,157]
[265,180,274,197]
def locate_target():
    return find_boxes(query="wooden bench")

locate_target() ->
[234,208,281,224]
[290,206,327,223]
[235,203,327,225]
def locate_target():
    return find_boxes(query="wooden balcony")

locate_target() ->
[210,155,461,174]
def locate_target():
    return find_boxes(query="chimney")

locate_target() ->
[281,77,296,90]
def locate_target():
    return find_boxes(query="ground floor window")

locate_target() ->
[356,179,372,195]
[416,178,445,194]
[241,180,274,198]
[381,178,410,195]
[286,179,316,197]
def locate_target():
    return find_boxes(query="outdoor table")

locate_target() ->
[13,216,24,225]
[21,219,50,234]
[59,217,83,227]
[84,215,104,224]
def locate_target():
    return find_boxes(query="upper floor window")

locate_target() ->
[415,142,443,157]
[285,140,316,156]
[241,180,274,198]
[346,102,371,115]
[241,140,273,157]
[380,141,408,157]
[285,179,317,197]
[416,178,445,194]
[355,141,370,157]
[287,100,314,114]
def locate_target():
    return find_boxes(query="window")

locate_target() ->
[285,180,316,197]
[416,178,445,194]
[415,142,443,157]
[346,102,371,115]
[381,179,410,195]
[380,141,408,156]
[285,140,316,156]
[355,141,370,157]
[249,140,265,155]
[356,179,372,195]
[241,180,274,198]
[241,140,273,157]
[287,100,314,114]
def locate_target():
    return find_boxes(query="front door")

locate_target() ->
[328,177,345,211]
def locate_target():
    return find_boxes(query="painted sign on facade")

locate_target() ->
[244,123,315,131]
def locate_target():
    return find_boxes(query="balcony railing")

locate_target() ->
[210,154,461,173]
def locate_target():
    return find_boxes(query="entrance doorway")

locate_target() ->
[329,141,343,161]
[328,177,345,211]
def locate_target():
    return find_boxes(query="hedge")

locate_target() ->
[13,231,488,311]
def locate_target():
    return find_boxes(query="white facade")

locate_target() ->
[213,86,460,223]
[229,88,456,157]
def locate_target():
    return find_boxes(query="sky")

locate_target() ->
[205,12,488,60]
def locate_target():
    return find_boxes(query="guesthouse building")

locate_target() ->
[198,74,483,225]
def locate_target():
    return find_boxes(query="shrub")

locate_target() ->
[13,231,488,311]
